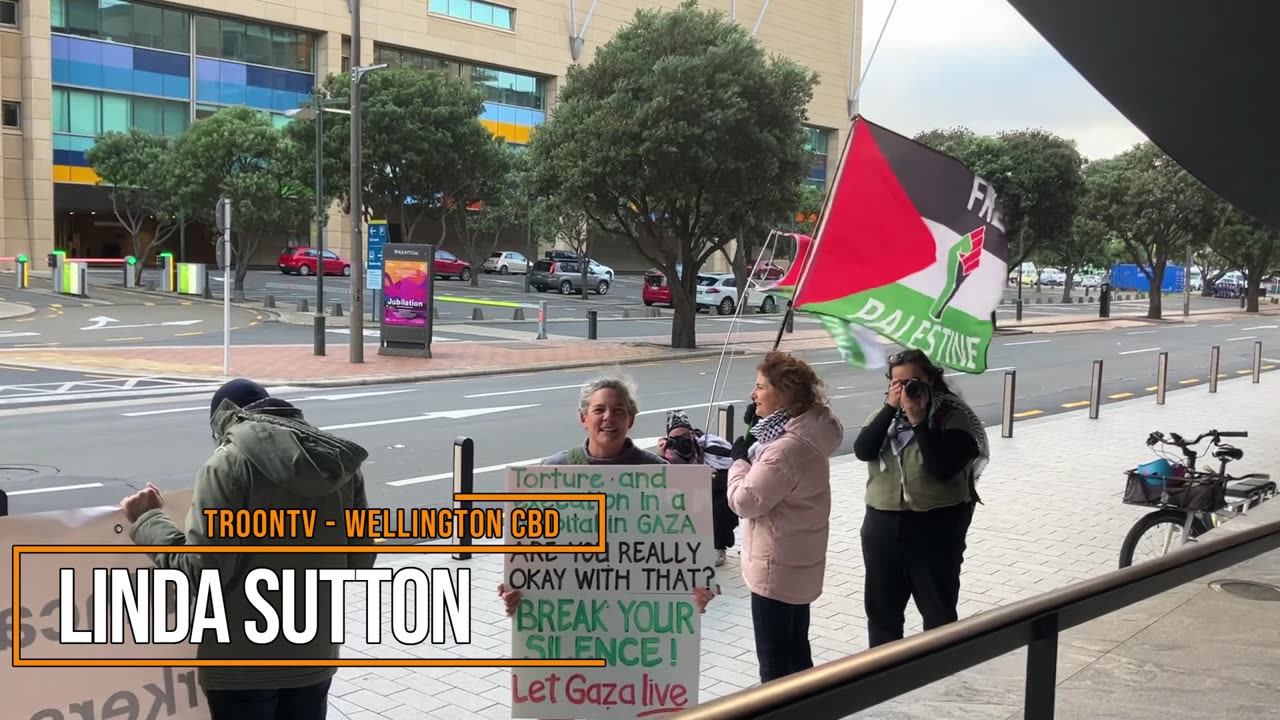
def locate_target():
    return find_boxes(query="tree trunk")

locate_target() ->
[580,263,589,300]
[669,281,697,348]
[1147,265,1165,319]
[1060,266,1076,303]
[1246,272,1262,312]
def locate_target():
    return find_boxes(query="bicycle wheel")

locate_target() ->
[1118,509,1211,568]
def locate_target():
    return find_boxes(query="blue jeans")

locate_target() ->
[204,679,331,720]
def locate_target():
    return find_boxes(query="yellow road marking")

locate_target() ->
[1061,401,1090,408]
[1109,392,1134,399]
[16,342,60,347]
[1146,385,1158,391]
[175,331,203,337]
[1237,370,1252,375]
[107,336,144,342]
[680,358,709,364]
[50,303,62,308]
[1179,378,1200,384]
[16,317,33,322]
[1264,365,1276,370]
[249,321,259,326]
[374,538,387,544]
[181,301,193,306]
[1218,373,1229,379]
[144,302,156,306]
[1014,410,1043,418]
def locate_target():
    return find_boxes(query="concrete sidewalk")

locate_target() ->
[321,373,1278,719]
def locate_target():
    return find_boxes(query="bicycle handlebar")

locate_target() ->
[1147,430,1248,449]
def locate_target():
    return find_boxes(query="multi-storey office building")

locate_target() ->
[1,0,858,270]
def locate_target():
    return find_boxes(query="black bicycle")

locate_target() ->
[1118,429,1276,568]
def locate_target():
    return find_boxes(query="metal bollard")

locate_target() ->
[0,487,8,517]
[537,301,548,340]
[158,252,175,292]
[1015,298,1023,322]
[123,256,138,288]
[202,266,212,299]
[1089,359,1103,419]
[1156,351,1168,405]
[1253,341,1263,383]
[587,309,598,340]
[1001,370,1016,438]
[452,436,475,561]
[784,308,794,334]
[716,404,734,442]
[1209,345,1220,393]
[14,255,28,289]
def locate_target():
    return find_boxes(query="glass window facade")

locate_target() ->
[374,46,545,111]
[428,0,513,31]
[50,0,317,183]
[804,125,829,189]
[52,0,190,54]
[194,14,313,72]
[1,0,17,27]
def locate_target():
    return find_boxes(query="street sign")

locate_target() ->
[365,219,387,291]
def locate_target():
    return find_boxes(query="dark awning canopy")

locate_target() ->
[1005,1,1280,228]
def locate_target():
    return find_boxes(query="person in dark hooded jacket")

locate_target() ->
[120,378,376,720]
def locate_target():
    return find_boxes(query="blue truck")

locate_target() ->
[1108,263,1188,293]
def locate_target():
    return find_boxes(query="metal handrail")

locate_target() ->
[673,516,1280,720]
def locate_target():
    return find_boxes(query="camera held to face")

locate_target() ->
[903,378,927,400]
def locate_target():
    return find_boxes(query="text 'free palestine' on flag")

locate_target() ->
[785,116,1010,374]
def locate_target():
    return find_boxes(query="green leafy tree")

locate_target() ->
[169,105,312,300]
[85,129,184,283]
[529,0,817,348]
[289,66,505,246]
[1082,141,1215,318]
[532,191,597,299]
[915,127,1084,276]
[450,144,519,287]
[1210,205,1279,312]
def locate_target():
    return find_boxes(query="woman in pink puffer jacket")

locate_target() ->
[727,351,844,685]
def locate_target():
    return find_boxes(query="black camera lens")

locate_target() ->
[666,435,694,455]
[904,379,926,399]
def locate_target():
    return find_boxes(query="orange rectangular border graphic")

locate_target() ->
[12,493,607,668]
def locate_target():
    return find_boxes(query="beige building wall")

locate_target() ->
[3,0,857,267]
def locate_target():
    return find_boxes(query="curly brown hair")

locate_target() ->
[757,351,826,416]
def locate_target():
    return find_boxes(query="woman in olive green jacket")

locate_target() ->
[852,349,989,648]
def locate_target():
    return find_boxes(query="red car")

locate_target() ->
[278,247,350,276]
[434,249,473,281]
[752,261,785,280]
[642,264,683,306]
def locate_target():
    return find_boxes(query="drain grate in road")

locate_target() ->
[0,464,58,483]
[1207,579,1280,601]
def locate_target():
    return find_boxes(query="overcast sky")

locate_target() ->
[852,0,1148,161]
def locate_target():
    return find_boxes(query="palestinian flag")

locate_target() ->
[763,233,889,369]
[790,117,1009,374]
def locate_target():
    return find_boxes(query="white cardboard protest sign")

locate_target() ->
[503,464,716,720]
[2,491,212,720]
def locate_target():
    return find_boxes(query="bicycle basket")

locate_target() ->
[1123,467,1227,512]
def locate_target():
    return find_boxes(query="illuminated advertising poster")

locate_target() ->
[378,243,435,357]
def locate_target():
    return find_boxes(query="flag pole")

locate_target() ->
[704,229,781,432]
[769,116,860,351]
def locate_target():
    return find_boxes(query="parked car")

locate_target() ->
[529,259,611,295]
[643,265,683,306]
[433,249,472,281]
[1079,274,1102,288]
[539,251,615,280]
[696,273,779,315]
[751,261,786,281]
[278,247,351,276]
[482,251,530,275]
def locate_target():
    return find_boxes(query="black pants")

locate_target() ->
[751,592,812,683]
[205,679,331,720]
[860,502,975,648]
[711,469,739,549]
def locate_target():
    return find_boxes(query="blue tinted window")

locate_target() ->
[431,0,514,31]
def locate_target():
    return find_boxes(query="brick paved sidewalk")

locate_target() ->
[0,328,839,385]
[322,375,1278,720]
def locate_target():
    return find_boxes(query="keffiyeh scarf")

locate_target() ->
[747,408,790,463]
[886,390,990,482]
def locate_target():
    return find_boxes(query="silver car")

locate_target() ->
[529,259,612,295]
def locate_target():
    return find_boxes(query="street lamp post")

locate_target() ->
[347,0,387,363]
[286,96,350,356]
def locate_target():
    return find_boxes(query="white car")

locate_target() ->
[482,251,530,275]
[695,273,780,315]
[1079,275,1102,288]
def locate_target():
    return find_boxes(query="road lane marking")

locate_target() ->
[945,366,1014,378]
[1014,410,1043,418]
[1243,325,1277,331]
[1109,392,1134,399]
[1125,331,1157,336]
[107,336,144,342]
[1227,336,1256,342]
[465,384,580,398]
[6,482,104,496]
[1146,386,1158,391]
[1061,401,1090,408]
[319,403,540,431]
[1120,347,1161,355]
[122,406,207,417]
[0,364,37,372]
[1179,378,1200,384]
[680,358,710,364]
[1236,370,1251,375]
[1212,324,1235,328]
[1003,340,1051,346]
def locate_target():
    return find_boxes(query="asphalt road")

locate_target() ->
[3,319,1277,527]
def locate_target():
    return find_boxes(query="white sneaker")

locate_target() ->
[715,549,726,567]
